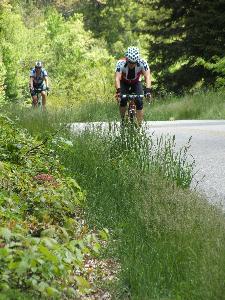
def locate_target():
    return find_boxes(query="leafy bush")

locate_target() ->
[0,53,6,103]
[45,10,114,104]
[0,114,108,299]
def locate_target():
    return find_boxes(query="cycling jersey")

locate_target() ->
[115,58,149,84]
[30,68,48,88]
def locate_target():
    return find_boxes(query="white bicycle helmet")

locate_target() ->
[125,47,140,63]
[35,61,43,68]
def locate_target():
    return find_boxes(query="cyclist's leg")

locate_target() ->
[41,90,47,110]
[133,82,144,125]
[119,81,129,122]
[40,84,47,110]
[31,89,38,108]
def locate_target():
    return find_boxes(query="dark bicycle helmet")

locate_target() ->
[125,47,140,63]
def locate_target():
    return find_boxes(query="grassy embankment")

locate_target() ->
[9,98,225,300]
[0,112,121,300]
[43,89,225,122]
[145,89,225,121]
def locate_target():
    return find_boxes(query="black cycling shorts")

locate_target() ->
[30,84,46,97]
[120,81,144,110]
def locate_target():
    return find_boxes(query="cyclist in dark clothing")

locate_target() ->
[115,46,152,125]
[29,61,49,110]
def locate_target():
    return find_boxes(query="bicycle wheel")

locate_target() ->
[128,102,137,123]
[37,93,43,110]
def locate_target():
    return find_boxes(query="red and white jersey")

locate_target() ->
[115,58,149,84]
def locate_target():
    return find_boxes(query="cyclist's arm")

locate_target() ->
[44,76,49,88]
[143,69,151,89]
[29,76,34,90]
[115,72,122,90]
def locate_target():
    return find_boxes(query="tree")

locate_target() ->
[0,2,28,100]
[0,2,114,104]
[45,9,114,103]
[75,0,146,57]
[142,0,225,92]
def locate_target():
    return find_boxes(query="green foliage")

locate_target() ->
[195,57,225,88]
[0,53,6,103]
[0,1,47,102]
[0,4,25,100]
[142,0,225,92]
[0,114,107,298]
[57,123,195,230]
[45,10,114,103]
[0,3,115,105]
[76,0,147,56]
[58,124,225,299]
[5,95,225,299]
[144,89,225,121]
[1,0,225,100]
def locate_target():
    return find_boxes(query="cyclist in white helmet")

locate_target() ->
[29,61,49,110]
[115,46,152,125]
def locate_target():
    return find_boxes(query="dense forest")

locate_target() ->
[0,0,225,106]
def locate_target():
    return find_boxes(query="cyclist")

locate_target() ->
[115,46,152,125]
[29,61,49,110]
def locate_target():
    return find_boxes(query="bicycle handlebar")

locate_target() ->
[121,94,144,99]
[31,87,49,95]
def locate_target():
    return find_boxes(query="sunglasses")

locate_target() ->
[128,60,137,64]
[35,67,42,69]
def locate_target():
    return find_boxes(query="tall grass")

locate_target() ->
[55,123,225,300]
[54,88,225,121]
[6,103,225,299]
[145,89,225,121]
[7,89,225,125]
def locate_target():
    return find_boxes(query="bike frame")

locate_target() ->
[32,88,45,110]
[37,90,42,108]
[121,94,144,123]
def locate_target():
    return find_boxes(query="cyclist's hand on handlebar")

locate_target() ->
[145,88,152,102]
[46,86,50,95]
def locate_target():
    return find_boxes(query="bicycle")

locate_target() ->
[31,87,48,111]
[120,94,144,125]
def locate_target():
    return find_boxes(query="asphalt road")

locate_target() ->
[145,120,225,207]
[71,120,225,207]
